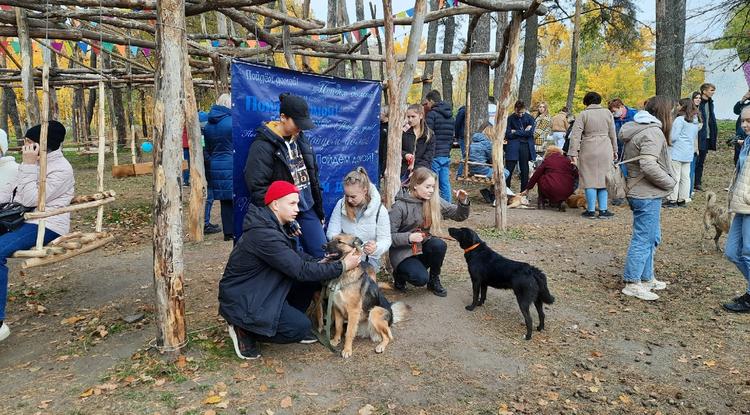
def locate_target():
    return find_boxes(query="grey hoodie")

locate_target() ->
[620,111,676,199]
[388,189,469,271]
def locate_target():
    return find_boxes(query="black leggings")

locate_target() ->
[505,143,531,192]
[220,200,234,236]
[394,238,448,286]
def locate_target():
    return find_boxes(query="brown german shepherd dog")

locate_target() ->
[323,234,410,358]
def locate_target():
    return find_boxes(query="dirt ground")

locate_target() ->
[1,138,749,415]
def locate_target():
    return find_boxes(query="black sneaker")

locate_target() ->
[611,198,625,206]
[204,223,221,234]
[298,333,318,344]
[676,200,687,208]
[724,293,750,313]
[664,201,678,208]
[227,325,261,360]
[581,211,597,219]
[598,210,615,219]
[224,234,234,241]
[479,188,494,204]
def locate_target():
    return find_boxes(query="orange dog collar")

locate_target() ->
[464,243,480,254]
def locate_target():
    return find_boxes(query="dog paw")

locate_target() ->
[330,338,340,347]
[375,344,385,354]
[465,305,475,311]
[341,348,352,359]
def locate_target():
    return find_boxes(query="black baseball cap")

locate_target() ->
[279,93,315,130]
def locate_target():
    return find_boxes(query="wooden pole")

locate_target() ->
[278,0,297,70]
[15,7,40,126]
[463,61,471,178]
[492,11,522,230]
[33,64,50,250]
[183,32,207,242]
[381,0,427,207]
[152,0,187,356]
[96,59,107,233]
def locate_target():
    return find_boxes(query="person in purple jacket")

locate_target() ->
[504,100,536,192]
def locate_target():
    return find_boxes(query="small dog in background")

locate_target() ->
[565,191,586,209]
[703,191,733,252]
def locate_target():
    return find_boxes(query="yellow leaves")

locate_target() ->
[618,394,632,404]
[358,404,376,415]
[280,396,292,408]
[61,315,86,325]
[703,359,717,368]
[79,383,118,399]
[203,395,222,405]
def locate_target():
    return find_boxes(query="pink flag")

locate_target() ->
[51,40,64,52]
[744,62,750,88]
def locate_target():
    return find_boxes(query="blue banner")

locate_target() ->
[231,61,382,238]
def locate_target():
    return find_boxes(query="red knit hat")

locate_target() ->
[264,181,300,205]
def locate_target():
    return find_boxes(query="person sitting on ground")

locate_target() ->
[568,91,618,219]
[0,129,18,187]
[245,93,327,258]
[0,121,74,342]
[424,90,455,202]
[619,96,676,301]
[401,104,435,181]
[551,107,569,149]
[389,167,470,297]
[219,181,362,360]
[326,167,391,270]
[724,105,750,313]
[520,146,578,210]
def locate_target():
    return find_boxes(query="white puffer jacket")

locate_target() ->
[326,183,391,269]
[729,140,750,214]
[0,150,75,236]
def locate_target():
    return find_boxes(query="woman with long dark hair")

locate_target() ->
[619,96,677,301]
[666,98,700,207]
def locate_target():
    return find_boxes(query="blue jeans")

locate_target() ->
[584,188,608,212]
[432,156,452,202]
[725,214,750,295]
[204,188,214,225]
[457,138,466,177]
[0,223,60,320]
[623,198,661,283]
[296,208,327,258]
[182,148,190,186]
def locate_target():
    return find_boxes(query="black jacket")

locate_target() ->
[379,121,389,177]
[401,127,435,177]
[699,98,717,151]
[426,101,455,157]
[244,122,325,220]
[218,204,343,336]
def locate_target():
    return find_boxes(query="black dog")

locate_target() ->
[448,227,555,340]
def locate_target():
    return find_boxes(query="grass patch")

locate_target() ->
[477,227,526,240]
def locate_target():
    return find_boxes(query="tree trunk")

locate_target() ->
[492,12,523,230]
[655,0,686,101]
[327,0,344,77]
[468,13,490,135]
[337,0,357,77]
[140,89,148,138]
[102,53,128,144]
[47,51,60,120]
[279,0,297,70]
[3,87,23,141]
[369,2,384,80]
[441,15,456,109]
[355,0,372,79]
[565,0,581,112]
[518,13,538,106]
[152,0,187,357]
[493,11,508,100]
[382,0,427,207]
[15,7,40,126]
[421,0,439,100]
[69,52,86,142]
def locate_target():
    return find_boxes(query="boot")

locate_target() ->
[393,274,407,292]
[427,274,447,297]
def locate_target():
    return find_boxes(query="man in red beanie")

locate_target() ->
[219,181,361,360]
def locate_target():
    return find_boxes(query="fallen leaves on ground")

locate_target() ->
[280,396,292,408]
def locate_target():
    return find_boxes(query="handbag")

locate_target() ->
[0,188,32,235]
[606,155,649,200]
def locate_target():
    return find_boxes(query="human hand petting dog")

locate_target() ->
[363,240,376,255]
[22,142,40,165]
[342,250,362,271]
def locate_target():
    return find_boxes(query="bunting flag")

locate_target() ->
[78,41,89,53]
[405,8,415,17]
[352,30,361,42]
[0,5,11,11]
[130,45,139,56]
[102,42,114,52]
[63,41,74,56]
[142,48,151,57]
[51,40,64,52]
[211,40,220,48]
[395,10,408,18]
[115,44,126,56]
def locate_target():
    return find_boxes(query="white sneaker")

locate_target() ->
[622,283,659,301]
[0,323,9,342]
[642,279,667,291]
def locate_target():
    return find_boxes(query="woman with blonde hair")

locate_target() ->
[327,167,391,270]
[520,145,578,209]
[204,92,235,240]
[389,167,470,296]
[534,101,552,151]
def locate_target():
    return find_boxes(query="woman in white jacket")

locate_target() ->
[0,121,74,342]
[326,167,391,270]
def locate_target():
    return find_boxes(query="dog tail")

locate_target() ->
[533,268,555,304]
[390,301,411,324]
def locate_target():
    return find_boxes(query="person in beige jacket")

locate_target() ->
[619,97,676,301]
[567,92,618,219]
[550,107,570,148]
[723,105,750,313]
[0,121,74,342]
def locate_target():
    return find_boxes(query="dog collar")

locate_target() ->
[464,243,480,254]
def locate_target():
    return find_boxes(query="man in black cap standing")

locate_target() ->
[245,93,327,257]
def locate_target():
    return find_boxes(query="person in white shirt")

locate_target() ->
[0,129,18,188]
